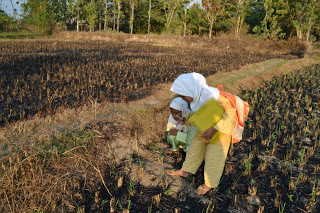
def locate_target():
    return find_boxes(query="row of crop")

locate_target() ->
[94,65,320,213]
[217,64,320,212]
[0,41,299,125]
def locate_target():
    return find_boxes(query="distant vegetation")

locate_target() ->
[0,0,319,41]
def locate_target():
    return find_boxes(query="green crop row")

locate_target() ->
[219,64,320,212]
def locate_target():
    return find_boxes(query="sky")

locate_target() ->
[1,0,25,15]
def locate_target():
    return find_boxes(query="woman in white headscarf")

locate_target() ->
[166,97,192,152]
[166,72,236,195]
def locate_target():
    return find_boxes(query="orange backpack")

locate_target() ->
[217,85,250,143]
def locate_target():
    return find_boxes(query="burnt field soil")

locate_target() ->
[1,38,317,213]
[82,64,319,213]
[0,39,303,125]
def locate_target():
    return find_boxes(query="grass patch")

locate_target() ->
[44,129,95,157]
[206,59,289,94]
[0,127,101,212]
[206,44,320,95]
[0,31,46,39]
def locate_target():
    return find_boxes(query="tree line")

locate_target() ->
[1,0,319,41]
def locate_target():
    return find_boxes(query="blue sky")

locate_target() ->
[1,0,25,15]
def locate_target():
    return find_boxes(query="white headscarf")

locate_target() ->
[169,97,189,116]
[170,72,219,111]
[167,97,190,132]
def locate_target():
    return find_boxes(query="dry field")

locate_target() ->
[0,35,319,212]
[0,37,303,125]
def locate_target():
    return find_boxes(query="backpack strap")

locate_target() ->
[217,84,249,122]
[217,84,250,143]
[217,84,224,91]
[217,85,238,116]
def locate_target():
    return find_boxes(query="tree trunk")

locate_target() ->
[148,0,151,34]
[206,11,216,39]
[306,17,312,42]
[209,20,213,39]
[306,5,315,42]
[104,0,108,30]
[297,26,302,39]
[166,7,176,30]
[164,1,180,30]
[235,0,242,39]
[117,1,120,33]
[77,5,80,32]
[98,1,101,31]
[235,14,241,38]
[9,0,17,18]
[113,11,116,31]
[130,1,134,34]
[183,7,187,37]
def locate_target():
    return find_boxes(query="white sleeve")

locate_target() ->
[167,114,177,131]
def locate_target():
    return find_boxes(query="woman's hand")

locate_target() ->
[178,118,186,125]
[169,128,178,136]
[201,127,217,140]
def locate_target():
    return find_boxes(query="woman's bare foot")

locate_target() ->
[195,184,212,195]
[166,169,189,178]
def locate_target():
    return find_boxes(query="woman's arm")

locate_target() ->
[201,127,217,140]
